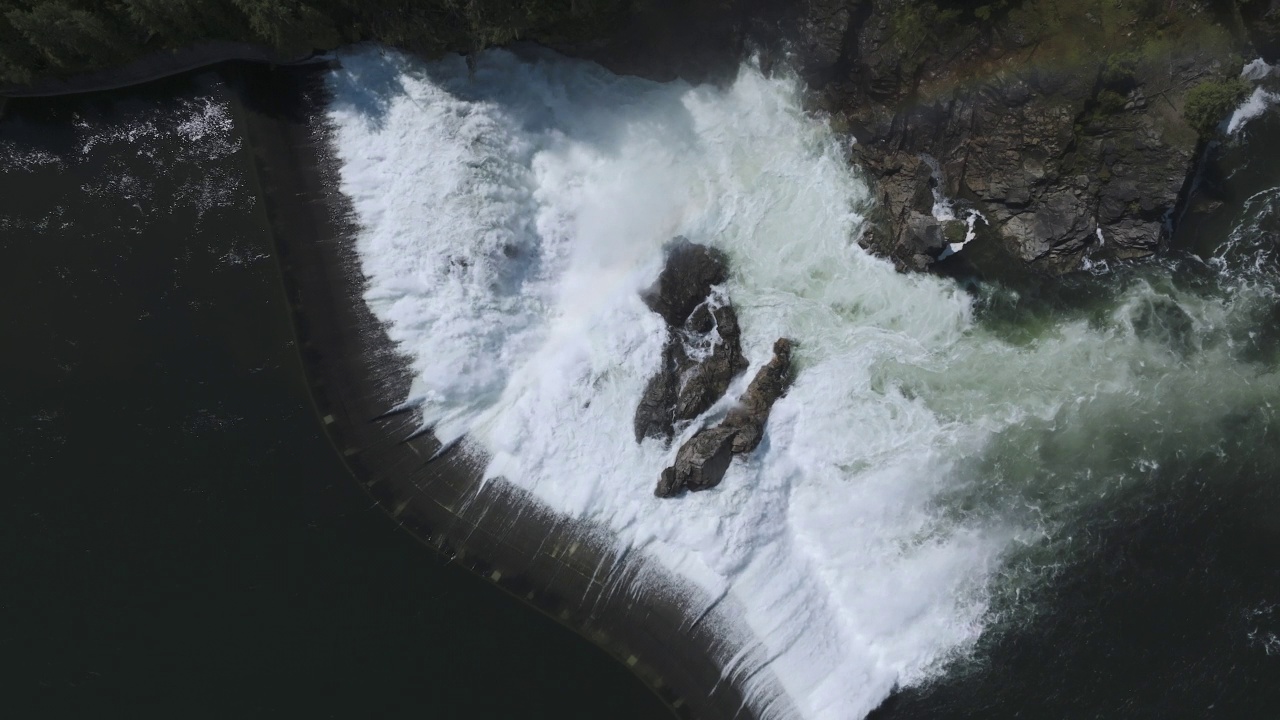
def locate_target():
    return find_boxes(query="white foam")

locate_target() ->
[324,46,1275,718]
[0,143,63,171]
[923,154,984,257]
[1241,58,1276,82]
[1229,59,1280,135]
[1228,86,1280,135]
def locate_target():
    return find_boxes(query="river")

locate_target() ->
[6,46,1280,719]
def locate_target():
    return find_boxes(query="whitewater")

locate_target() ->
[324,46,1280,718]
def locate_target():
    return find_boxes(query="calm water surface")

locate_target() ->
[0,71,670,719]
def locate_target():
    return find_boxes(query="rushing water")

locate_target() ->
[326,46,1280,717]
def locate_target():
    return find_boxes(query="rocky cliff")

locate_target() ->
[786,0,1256,275]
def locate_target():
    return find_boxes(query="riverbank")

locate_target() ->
[0,41,319,99]
[227,62,794,720]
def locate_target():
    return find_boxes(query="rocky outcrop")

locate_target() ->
[635,238,749,443]
[721,338,796,454]
[787,0,1250,275]
[656,339,795,498]
[656,425,739,497]
[641,239,730,326]
[634,240,796,497]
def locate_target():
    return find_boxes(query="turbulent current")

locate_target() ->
[324,47,1280,718]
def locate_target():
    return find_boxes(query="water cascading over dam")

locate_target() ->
[324,46,1280,719]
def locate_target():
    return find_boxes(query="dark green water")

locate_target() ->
[873,115,1280,719]
[0,72,669,719]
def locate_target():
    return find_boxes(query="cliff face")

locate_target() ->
[788,0,1251,275]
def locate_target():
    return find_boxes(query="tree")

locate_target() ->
[231,0,341,54]
[1183,78,1250,137]
[5,1,133,71]
[123,0,248,44]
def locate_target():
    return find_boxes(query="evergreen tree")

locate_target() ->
[5,0,134,72]
[123,0,248,44]
[0,0,631,87]
[231,0,341,54]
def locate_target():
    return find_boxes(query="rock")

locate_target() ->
[655,466,681,498]
[673,304,750,421]
[1242,0,1280,62]
[656,425,739,497]
[686,302,715,333]
[640,237,729,326]
[792,0,854,82]
[635,239,747,444]
[655,338,796,497]
[788,0,1246,276]
[634,341,686,442]
[724,338,795,454]
[903,210,948,261]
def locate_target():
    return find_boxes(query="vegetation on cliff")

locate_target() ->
[0,0,638,86]
[1183,76,1252,135]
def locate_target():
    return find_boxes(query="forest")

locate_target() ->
[3,0,1277,88]
[0,0,634,85]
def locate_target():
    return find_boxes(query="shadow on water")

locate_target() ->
[322,48,410,130]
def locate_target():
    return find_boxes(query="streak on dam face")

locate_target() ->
[323,46,1280,719]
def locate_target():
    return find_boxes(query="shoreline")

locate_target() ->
[228,62,794,720]
[0,41,317,99]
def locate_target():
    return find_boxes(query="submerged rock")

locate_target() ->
[1132,295,1196,357]
[655,338,796,498]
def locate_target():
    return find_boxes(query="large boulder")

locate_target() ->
[673,304,750,420]
[656,425,739,497]
[724,338,795,454]
[640,237,729,327]
[634,341,687,442]
[634,239,748,443]
[655,338,796,498]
